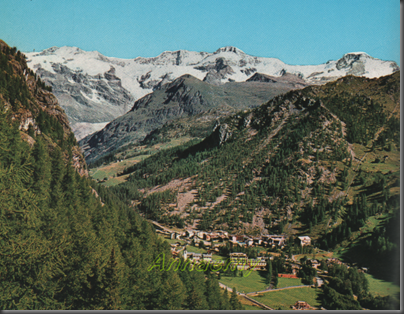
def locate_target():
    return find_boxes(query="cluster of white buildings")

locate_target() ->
[160,226,312,252]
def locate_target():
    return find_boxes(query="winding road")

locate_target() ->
[246,284,312,296]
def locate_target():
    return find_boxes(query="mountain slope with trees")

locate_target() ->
[0,40,242,310]
[108,72,400,286]
[80,72,309,164]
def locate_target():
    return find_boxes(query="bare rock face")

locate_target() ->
[336,53,368,76]
[197,57,236,85]
[71,146,88,177]
[247,73,278,83]
[336,53,366,70]
[211,121,232,146]
[247,72,307,89]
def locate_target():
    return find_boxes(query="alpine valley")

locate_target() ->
[1,37,401,311]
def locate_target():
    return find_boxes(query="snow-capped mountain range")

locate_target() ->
[25,46,399,139]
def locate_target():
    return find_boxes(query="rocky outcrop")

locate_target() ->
[336,52,367,70]
[240,67,257,76]
[196,57,236,85]
[247,73,278,83]
[247,72,307,89]
[71,146,88,176]
[211,121,232,146]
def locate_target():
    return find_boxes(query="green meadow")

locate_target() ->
[251,287,321,310]
[365,273,400,302]
[276,277,304,289]
[219,272,305,294]
[219,271,268,294]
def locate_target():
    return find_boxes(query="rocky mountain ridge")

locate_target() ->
[26,46,399,138]
[79,73,309,163]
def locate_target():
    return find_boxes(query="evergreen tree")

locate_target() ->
[221,288,231,310]
[266,259,272,285]
[229,287,242,310]
[204,274,224,310]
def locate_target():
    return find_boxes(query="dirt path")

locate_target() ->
[148,219,175,234]
[247,284,312,296]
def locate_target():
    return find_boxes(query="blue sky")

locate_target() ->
[0,0,400,66]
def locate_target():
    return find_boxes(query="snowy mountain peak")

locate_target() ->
[343,52,371,58]
[35,46,88,60]
[214,46,245,55]
[38,46,60,56]
[25,45,399,139]
[339,52,373,63]
[335,52,376,73]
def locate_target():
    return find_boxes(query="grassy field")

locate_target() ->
[219,271,268,294]
[356,146,400,175]
[89,156,146,184]
[240,304,264,311]
[276,277,304,289]
[365,273,400,301]
[219,272,305,293]
[89,136,197,186]
[211,253,227,261]
[251,287,321,310]
[185,245,208,254]
[101,174,130,186]
[157,234,187,246]
[234,294,264,310]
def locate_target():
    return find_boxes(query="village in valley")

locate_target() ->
[151,220,366,310]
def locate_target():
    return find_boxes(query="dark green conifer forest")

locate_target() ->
[0,40,242,310]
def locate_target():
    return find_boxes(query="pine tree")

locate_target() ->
[221,288,231,310]
[266,259,272,285]
[229,287,242,310]
[103,247,123,309]
[273,272,279,288]
[204,274,223,310]
[186,285,206,310]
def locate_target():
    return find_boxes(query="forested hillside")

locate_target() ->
[0,40,241,310]
[109,72,400,282]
